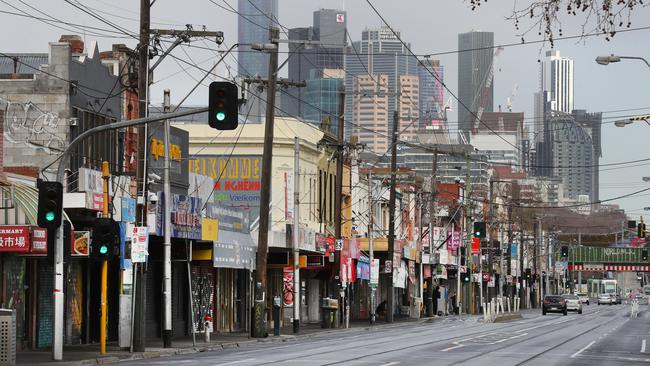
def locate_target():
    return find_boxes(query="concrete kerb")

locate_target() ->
[493,313,524,323]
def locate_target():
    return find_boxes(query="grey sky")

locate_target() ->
[2,0,650,215]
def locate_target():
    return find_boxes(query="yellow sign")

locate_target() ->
[188,156,260,180]
[150,138,182,162]
[202,218,219,242]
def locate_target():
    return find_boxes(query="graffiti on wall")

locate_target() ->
[0,96,66,153]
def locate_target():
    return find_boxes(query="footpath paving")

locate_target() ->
[17,317,434,365]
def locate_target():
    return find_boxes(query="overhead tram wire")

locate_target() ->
[62,0,138,40]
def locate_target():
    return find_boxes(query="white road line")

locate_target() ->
[571,340,596,358]
[441,343,465,352]
[381,362,400,366]
[212,359,256,366]
[643,339,647,353]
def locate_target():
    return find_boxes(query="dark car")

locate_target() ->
[542,295,567,316]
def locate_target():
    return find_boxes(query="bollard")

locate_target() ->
[507,298,511,313]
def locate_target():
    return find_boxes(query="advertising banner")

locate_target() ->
[72,231,89,256]
[202,218,219,242]
[156,192,202,240]
[283,267,294,306]
[188,155,261,231]
[31,227,48,254]
[131,226,149,263]
[370,259,380,286]
[121,197,136,223]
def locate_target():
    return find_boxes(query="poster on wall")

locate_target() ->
[282,267,294,306]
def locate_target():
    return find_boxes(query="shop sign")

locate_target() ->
[121,197,136,223]
[130,226,149,263]
[511,243,517,256]
[188,155,261,229]
[205,203,249,234]
[78,167,103,193]
[202,218,219,242]
[31,227,48,253]
[482,272,491,282]
[357,260,370,280]
[156,192,202,240]
[384,260,392,273]
[0,225,30,252]
[316,234,335,254]
[282,267,294,306]
[71,231,90,256]
[471,237,480,255]
[148,125,189,188]
[408,260,416,284]
[423,265,431,279]
[213,242,256,270]
[298,226,316,252]
[370,259,380,286]
[86,192,104,211]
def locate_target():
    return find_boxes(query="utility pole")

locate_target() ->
[387,110,399,323]
[133,0,150,352]
[333,86,345,327]
[367,172,376,324]
[253,28,279,338]
[426,150,437,317]
[507,204,513,300]
[293,137,300,333]
[162,89,172,347]
[519,213,525,308]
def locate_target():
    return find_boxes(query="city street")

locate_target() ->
[120,303,645,366]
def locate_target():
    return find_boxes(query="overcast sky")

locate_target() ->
[2,0,650,216]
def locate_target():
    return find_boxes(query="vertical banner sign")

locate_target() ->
[471,237,480,255]
[284,172,293,222]
[370,258,380,286]
[131,226,149,263]
[282,267,294,306]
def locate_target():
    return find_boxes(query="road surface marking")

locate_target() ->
[381,362,400,366]
[212,359,256,366]
[441,343,464,352]
[571,340,595,358]
[641,339,645,353]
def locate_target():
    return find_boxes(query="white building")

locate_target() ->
[534,50,574,136]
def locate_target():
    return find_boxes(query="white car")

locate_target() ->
[562,294,583,314]
[597,293,612,305]
[576,293,590,305]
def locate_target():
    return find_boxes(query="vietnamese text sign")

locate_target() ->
[0,225,30,252]
[31,227,48,253]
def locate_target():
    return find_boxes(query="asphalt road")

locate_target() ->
[121,303,647,366]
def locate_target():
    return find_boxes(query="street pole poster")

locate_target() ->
[131,226,149,263]
[370,258,380,287]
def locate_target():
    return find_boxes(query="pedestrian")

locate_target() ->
[433,285,440,315]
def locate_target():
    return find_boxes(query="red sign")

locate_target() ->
[282,267,294,306]
[471,237,480,255]
[0,225,31,252]
[31,227,48,254]
[482,272,491,282]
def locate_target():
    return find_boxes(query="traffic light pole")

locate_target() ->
[162,90,173,347]
[101,161,109,354]
[387,111,399,323]
[49,107,207,359]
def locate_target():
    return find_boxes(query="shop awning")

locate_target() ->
[1,180,71,226]
[213,230,257,270]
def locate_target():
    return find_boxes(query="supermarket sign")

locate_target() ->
[0,225,30,253]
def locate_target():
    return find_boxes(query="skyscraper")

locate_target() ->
[345,26,419,153]
[237,0,279,77]
[282,9,347,131]
[457,31,494,141]
[534,50,574,136]
[417,58,445,129]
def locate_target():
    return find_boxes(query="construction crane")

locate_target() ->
[506,83,519,112]
[472,46,505,134]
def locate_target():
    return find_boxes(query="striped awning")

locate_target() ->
[1,179,71,226]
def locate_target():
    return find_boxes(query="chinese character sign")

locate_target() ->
[0,226,30,252]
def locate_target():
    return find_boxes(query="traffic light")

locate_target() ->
[639,223,647,238]
[643,249,648,261]
[525,268,532,282]
[461,272,471,283]
[561,246,569,258]
[629,220,637,229]
[37,181,63,230]
[208,81,238,130]
[90,218,119,261]
[473,221,486,238]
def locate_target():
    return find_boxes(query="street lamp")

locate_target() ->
[595,54,650,69]
[613,115,650,128]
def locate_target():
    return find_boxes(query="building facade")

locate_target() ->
[534,50,574,137]
[237,0,279,77]
[417,58,445,130]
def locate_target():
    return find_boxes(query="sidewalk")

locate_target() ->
[17,316,438,365]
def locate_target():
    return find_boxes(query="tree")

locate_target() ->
[470,0,646,46]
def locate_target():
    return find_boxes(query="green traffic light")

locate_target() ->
[45,211,55,222]
[100,245,108,255]
[216,112,226,121]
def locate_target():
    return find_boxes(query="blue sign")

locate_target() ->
[511,244,518,257]
[121,197,136,223]
[119,222,132,269]
[156,192,202,240]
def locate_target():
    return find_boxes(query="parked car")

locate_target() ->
[635,294,649,305]
[577,293,590,305]
[562,294,583,314]
[612,293,622,304]
[543,295,568,316]
[598,293,612,305]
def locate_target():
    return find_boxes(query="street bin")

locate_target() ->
[321,298,338,328]
[0,309,15,366]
